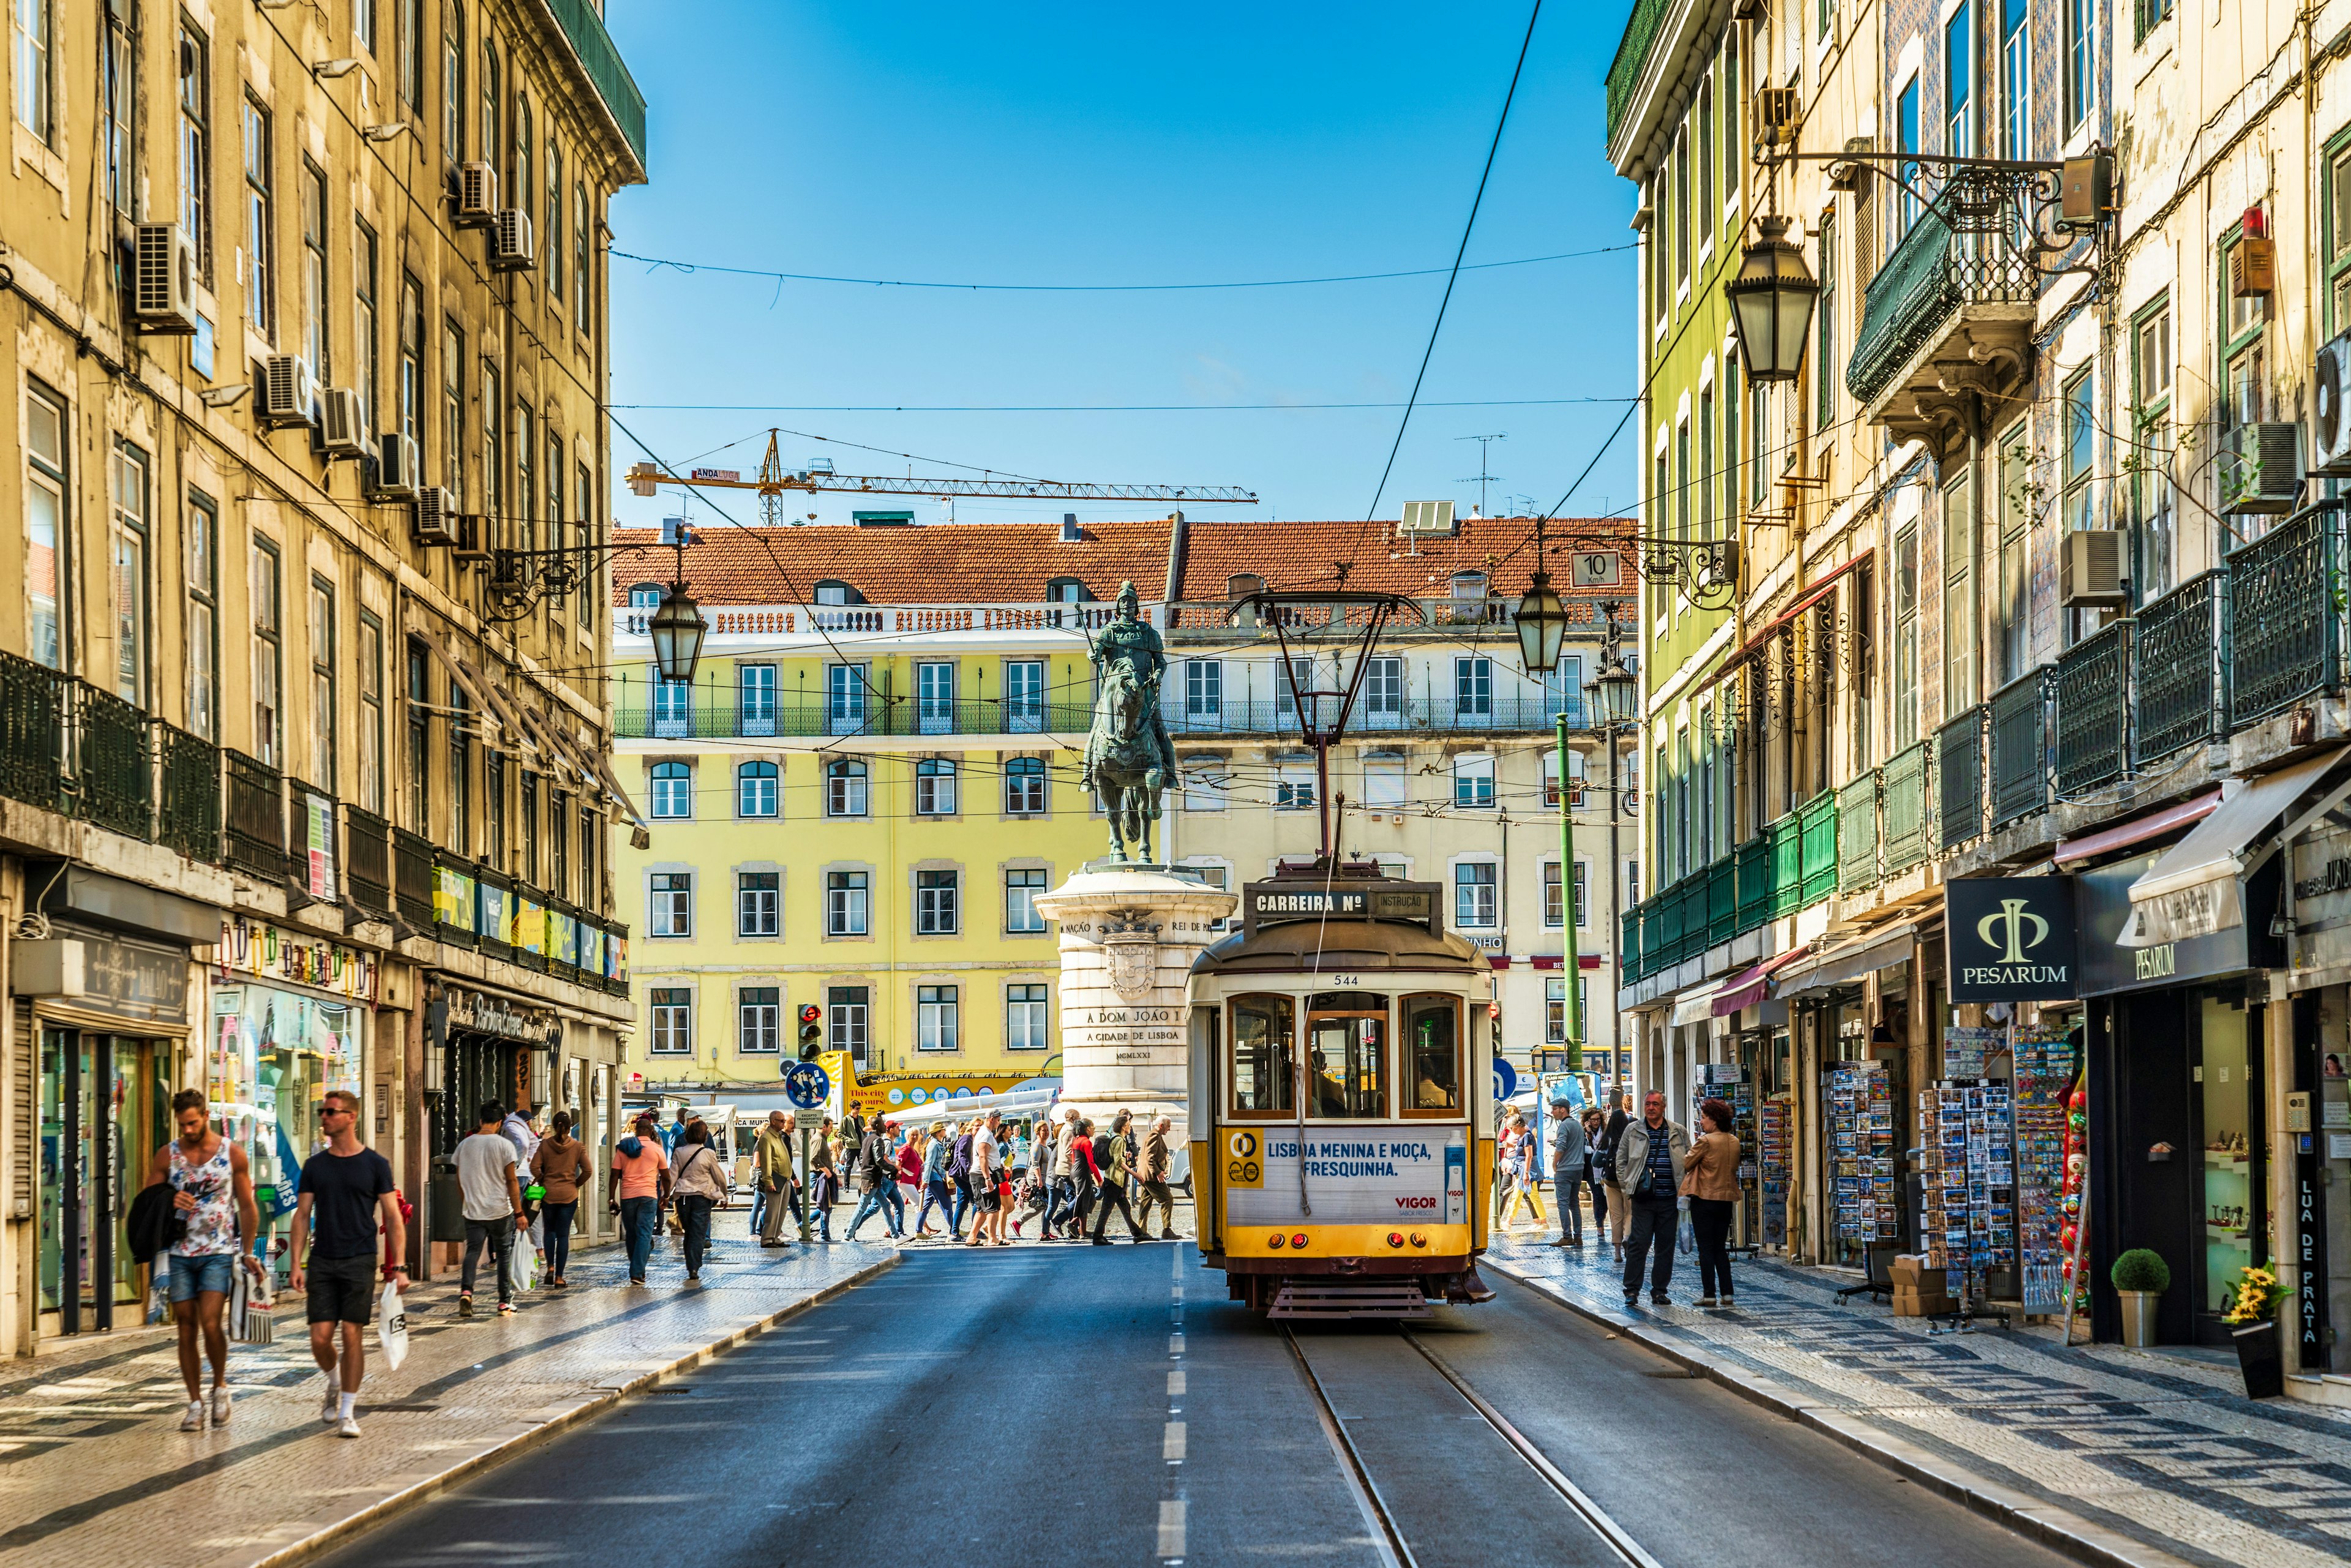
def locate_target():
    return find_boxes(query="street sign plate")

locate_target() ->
[1570,551,1622,588]
[782,1062,830,1110]
[1491,1056,1518,1103]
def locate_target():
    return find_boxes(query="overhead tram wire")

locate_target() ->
[1361,0,1545,536]
[613,397,1637,413]
[608,239,1633,296]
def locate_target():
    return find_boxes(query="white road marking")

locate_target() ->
[1164,1420,1187,1461]
[1158,1499,1186,1556]
[1169,1333,1185,1355]
[1168,1370,1185,1395]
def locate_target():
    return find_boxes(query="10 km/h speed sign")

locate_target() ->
[1224,1129,1263,1188]
[1570,550,1623,588]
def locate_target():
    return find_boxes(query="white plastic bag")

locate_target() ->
[512,1237,540,1294]
[377,1280,410,1370]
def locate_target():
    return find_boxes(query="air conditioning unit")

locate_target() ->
[452,161,498,228]
[257,354,316,428]
[131,222,199,334]
[411,486,459,547]
[372,432,420,499]
[2312,332,2351,475]
[1399,500,1457,536]
[2219,422,2303,515]
[2060,530,2128,609]
[317,388,365,457]
[450,511,492,561]
[490,209,533,272]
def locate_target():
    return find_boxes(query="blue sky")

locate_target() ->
[602,1,1637,535]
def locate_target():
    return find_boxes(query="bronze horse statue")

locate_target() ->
[1081,660,1169,863]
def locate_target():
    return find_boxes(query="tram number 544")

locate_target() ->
[1225,1130,1264,1188]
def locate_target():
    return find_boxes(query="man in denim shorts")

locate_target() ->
[146,1089,263,1433]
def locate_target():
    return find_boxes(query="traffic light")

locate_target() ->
[797,1003,823,1062]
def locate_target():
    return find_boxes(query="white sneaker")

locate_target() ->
[179,1399,208,1432]
[211,1386,232,1426]
[336,1413,361,1438]
[321,1381,340,1424]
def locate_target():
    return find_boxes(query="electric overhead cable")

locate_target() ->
[1362,0,1544,530]
[607,240,1632,296]
[613,397,1635,414]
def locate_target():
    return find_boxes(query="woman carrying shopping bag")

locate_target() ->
[529,1112,590,1288]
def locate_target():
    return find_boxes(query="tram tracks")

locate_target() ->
[1283,1324,1664,1568]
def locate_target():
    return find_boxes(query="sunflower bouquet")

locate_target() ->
[2218,1264,2293,1327]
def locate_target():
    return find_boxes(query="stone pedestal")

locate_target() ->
[1032,865,1236,1146]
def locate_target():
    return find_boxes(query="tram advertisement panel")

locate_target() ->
[1223,1124,1468,1225]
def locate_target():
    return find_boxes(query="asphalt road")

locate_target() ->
[313,1244,2077,1567]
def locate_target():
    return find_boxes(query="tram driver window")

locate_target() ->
[1307,992,1387,1119]
[1402,994,1461,1115]
[1228,993,1295,1116]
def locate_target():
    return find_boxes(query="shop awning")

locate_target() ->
[1703,550,1875,690]
[1668,979,1725,1027]
[1711,948,1809,1016]
[414,631,504,740]
[2054,789,2222,865]
[594,750,650,829]
[1773,921,1924,1000]
[2124,746,2351,945]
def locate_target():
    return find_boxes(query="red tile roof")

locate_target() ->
[611,515,1635,607]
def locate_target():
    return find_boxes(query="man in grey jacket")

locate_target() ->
[1546,1099,1588,1247]
[1613,1090,1692,1306]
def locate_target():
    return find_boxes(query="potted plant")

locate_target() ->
[2110,1249,2170,1347]
[2219,1263,2293,1400]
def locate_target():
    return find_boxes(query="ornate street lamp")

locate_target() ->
[1725,215,1821,384]
[647,582,707,684]
[1513,570,1569,677]
[1589,649,1639,727]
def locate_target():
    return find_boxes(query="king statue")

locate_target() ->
[1082,581,1181,863]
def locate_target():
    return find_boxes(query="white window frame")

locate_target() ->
[650,760,692,819]
[737,869,779,937]
[1005,866,1048,933]
[916,868,961,935]
[915,757,958,816]
[650,871,692,937]
[1006,983,1049,1051]
[827,758,869,818]
[1453,860,1498,928]
[649,987,691,1055]
[737,760,779,818]
[827,869,870,937]
[738,986,780,1054]
[917,983,959,1052]
[1452,754,1495,809]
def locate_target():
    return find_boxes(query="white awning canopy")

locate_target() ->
[2124,746,2351,946]
[1668,981,1724,1027]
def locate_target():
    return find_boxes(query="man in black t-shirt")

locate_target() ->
[289,1089,407,1438]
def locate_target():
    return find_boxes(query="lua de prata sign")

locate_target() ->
[1946,877,2079,1002]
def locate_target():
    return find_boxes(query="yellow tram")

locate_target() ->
[1187,863,1499,1316]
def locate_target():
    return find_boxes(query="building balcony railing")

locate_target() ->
[75,686,151,841]
[1619,793,1864,985]
[346,805,392,914]
[223,751,287,880]
[618,693,1585,743]
[1989,667,2052,828]
[2055,620,2131,796]
[1881,740,1933,876]
[543,0,647,170]
[1838,770,1881,894]
[1706,853,1739,947]
[155,721,220,864]
[1769,812,1803,920]
[2227,505,2340,726]
[0,651,67,815]
[1604,0,1673,146]
[2134,570,2228,760]
[618,599,1129,640]
[1938,706,1986,851]
[1734,833,1771,932]
[1798,790,1839,906]
[1847,169,2042,410]
[393,827,436,930]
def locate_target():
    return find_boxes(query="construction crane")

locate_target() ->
[626,430,1258,527]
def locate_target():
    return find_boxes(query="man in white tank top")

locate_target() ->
[145,1089,262,1433]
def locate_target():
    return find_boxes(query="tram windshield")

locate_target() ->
[1402,994,1461,1114]
[1307,992,1387,1119]
[1229,994,1295,1114]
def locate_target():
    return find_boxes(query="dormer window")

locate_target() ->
[627,582,662,608]
[814,580,862,606]
[1047,577,1087,603]
[1450,571,1487,599]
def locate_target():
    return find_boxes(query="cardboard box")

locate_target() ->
[1891,1283,1957,1317]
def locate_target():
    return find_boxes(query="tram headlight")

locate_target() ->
[1291,1232,1309,1250]
[1267,1232,1286,1249]
[1386,1232,1404,1248]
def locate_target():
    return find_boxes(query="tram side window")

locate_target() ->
[1403,994,1461,1112]
[1229,994,1295,1115]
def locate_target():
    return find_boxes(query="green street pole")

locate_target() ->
[1558,711,1581,1065]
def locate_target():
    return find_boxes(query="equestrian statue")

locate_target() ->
[1082,581,1180,863]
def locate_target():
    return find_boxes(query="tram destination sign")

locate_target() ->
[1242,879,1440,935]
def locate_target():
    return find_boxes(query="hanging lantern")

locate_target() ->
[1588,651,1640,727]
[1725,215,1821,385]
[647,582,708,684]
[1512,571,1569,677]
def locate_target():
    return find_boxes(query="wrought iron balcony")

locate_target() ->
[223,751,287,880]
[155,721,220,864]
[346,805,392,913]
[74,686,151,841]
[1847,169,2042,429]
[1938,707,1986,850]
[1838,770,1881,894]
[1881,741,1933,876]
[1989,667,2053,828]
[2135,571,2227,760]
[544,0,647,170]
[2227,505,2340,726]
[393,828,435,930]
[0,652,68,815]
[1604,0,1673,146]
[2054,621,2131,795]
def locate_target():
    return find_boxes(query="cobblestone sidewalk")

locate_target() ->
[1486,1232,2351,1568]
[0,1217,897,1568]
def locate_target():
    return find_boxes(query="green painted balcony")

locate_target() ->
[2134,570,2228,760]
[546,0,648,172]
[2227,505,2340,726]
[1880,741,1933,876]
[1838,770,1880,894]
[2054,620,2131,796]
[1604,0,1674,148]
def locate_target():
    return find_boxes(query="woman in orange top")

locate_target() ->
[1679,1097,1742,1306]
